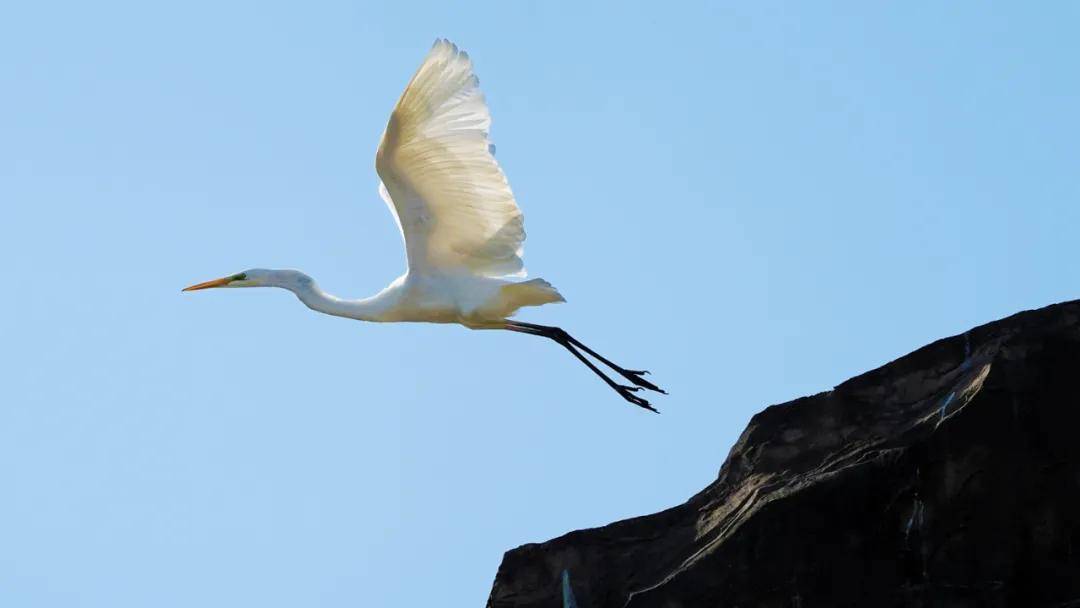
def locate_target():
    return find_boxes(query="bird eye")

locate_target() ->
[231,273,247,281]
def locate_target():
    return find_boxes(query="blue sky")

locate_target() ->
[2,2,1078,606]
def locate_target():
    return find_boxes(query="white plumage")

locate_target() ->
[184,40,665,411]
[377,40,525,279]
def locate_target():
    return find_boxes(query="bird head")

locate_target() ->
[182,269,313,293]
[182,269,270,291]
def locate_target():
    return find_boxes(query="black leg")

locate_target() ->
[508,321,666,394]
[505,322,663,412]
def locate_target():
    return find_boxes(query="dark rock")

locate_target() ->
[487,300,1080,607]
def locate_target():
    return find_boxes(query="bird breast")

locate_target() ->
[374,273,505,324]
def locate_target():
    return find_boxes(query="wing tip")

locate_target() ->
[431,38,460,53]
[429,38,471,66]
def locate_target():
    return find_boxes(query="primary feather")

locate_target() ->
[375,39,525,278]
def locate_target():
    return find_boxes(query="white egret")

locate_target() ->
[183,39,665,411]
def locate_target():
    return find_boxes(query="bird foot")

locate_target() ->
[616,385,659,413]
[618,368,668,395]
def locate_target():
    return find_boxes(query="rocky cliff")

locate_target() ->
[487,300,1080,607]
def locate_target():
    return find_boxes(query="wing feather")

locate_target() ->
[375,39,526,277]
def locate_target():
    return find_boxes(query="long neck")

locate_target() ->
[283,275,390,322]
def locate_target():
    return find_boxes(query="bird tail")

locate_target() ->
[498,278,565,316]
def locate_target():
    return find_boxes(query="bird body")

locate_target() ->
[240,269,562,325]
[184,40,665,410]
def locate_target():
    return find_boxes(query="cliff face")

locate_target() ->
[487,301,1080,608]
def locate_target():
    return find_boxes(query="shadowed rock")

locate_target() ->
[488,300,1080,607]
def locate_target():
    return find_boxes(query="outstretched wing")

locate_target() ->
[375,39,526,277]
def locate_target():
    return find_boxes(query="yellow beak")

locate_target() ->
[182,276,232,292]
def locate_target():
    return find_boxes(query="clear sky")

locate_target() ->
[2,2,1078,606]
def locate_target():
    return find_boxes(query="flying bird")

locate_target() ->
[183,40,665,411]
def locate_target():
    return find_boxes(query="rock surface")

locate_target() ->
[487,300,1080,607]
